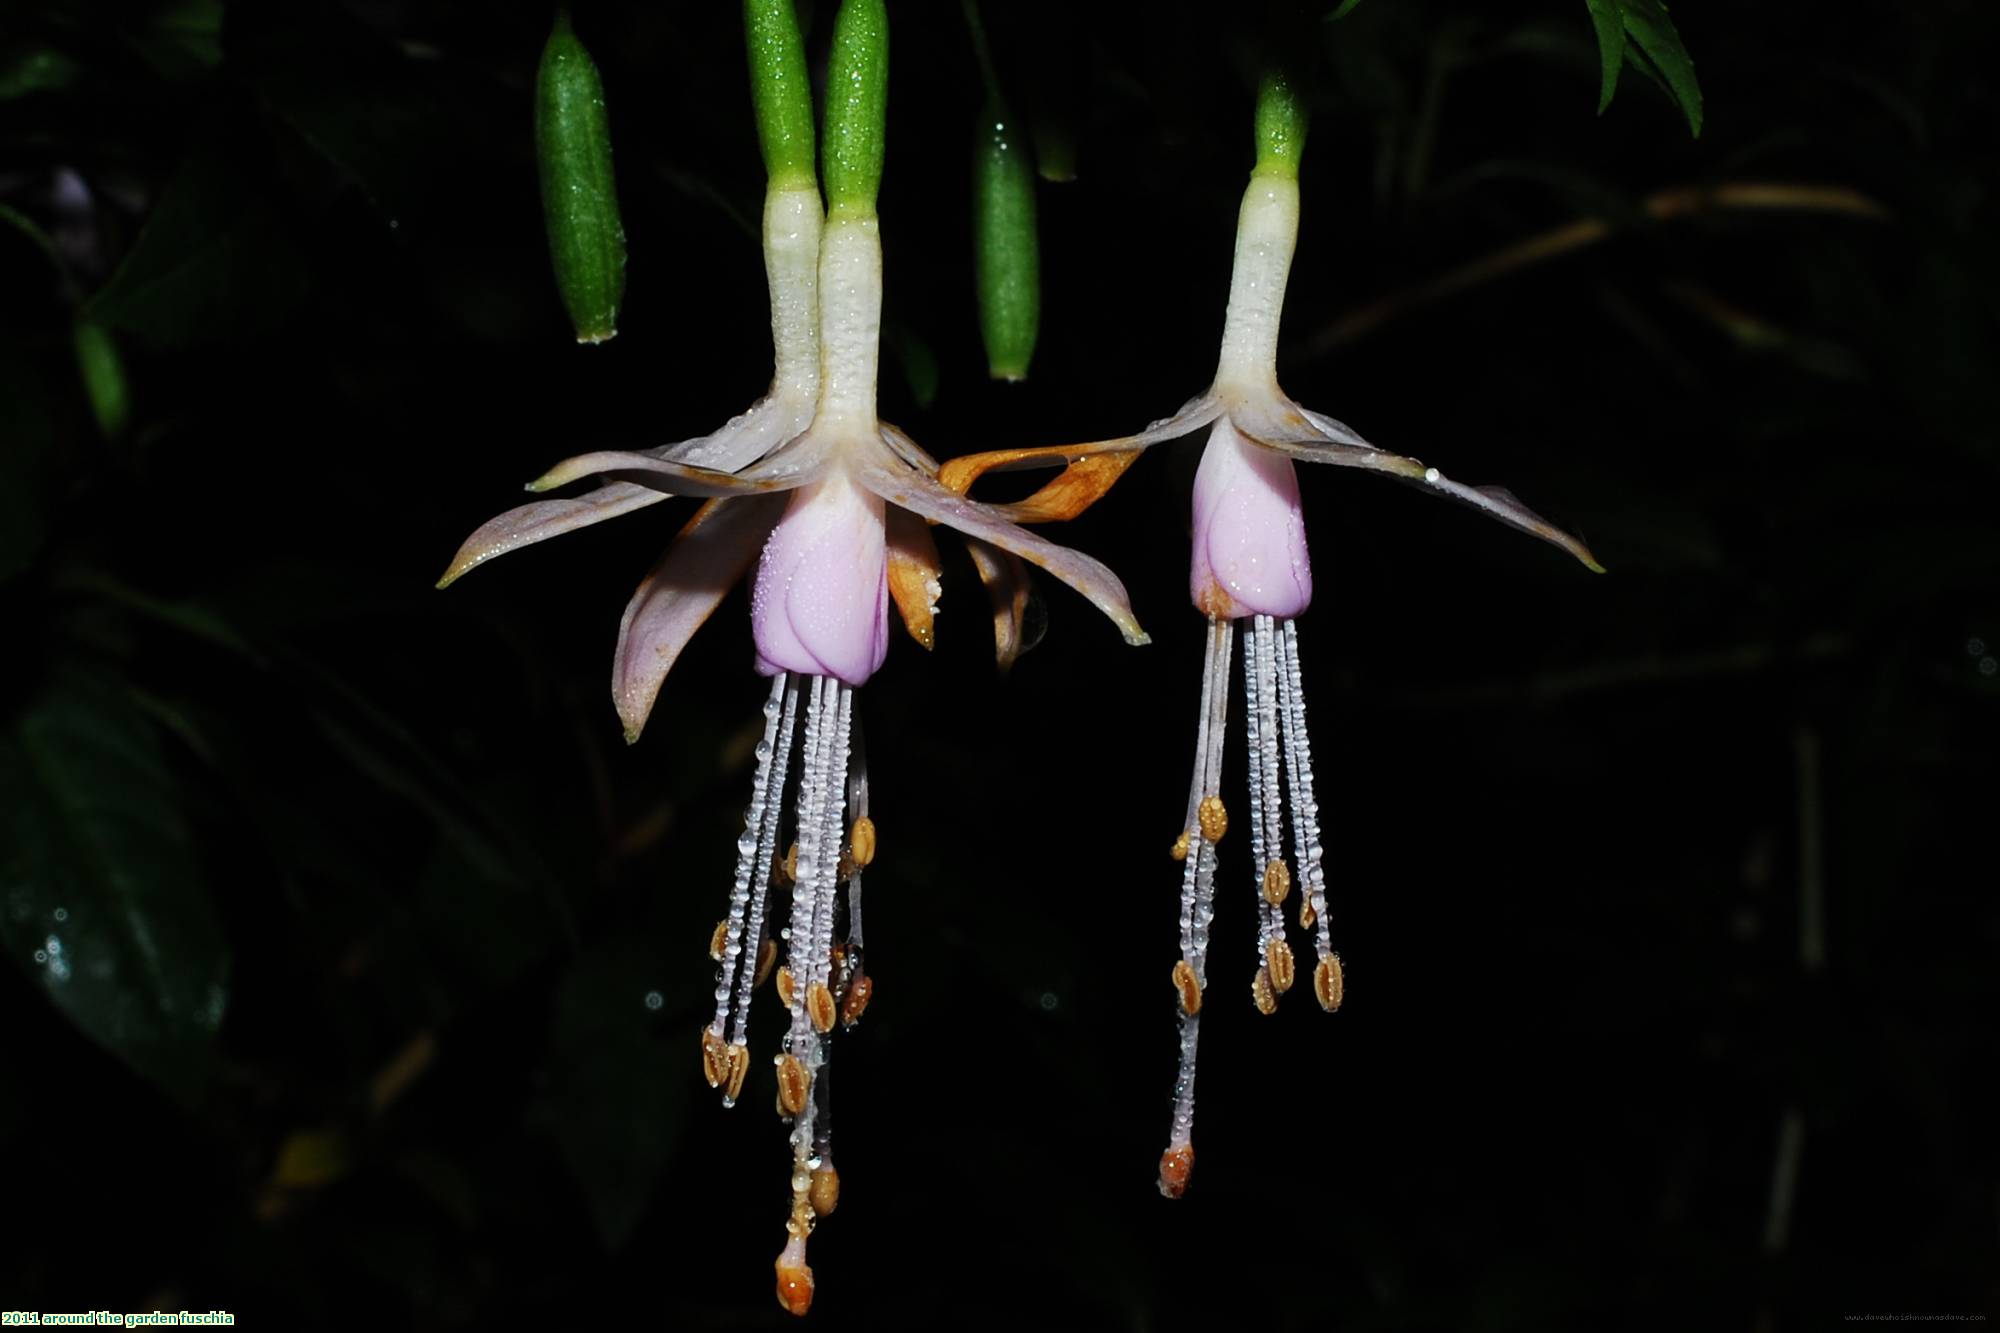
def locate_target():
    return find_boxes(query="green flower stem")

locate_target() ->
[822,0,888,216]
[1253,70,1308,182]
[745,0,816,190]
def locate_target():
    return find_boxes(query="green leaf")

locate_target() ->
[73,321,132,440]
[538,940,688,1248]
[129,0,224,80]
[1583,0,1625,114]
[0,352,56,580]
[85,151,312,346]
[0,45,81,99]
[0,678,230,1107]
[1328,0,1366,19]
[1582,0,1702,137]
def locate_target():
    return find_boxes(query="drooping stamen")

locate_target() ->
[840,738,872,1027]
[725,677,802,1077]
[770,674,855,1292]
[1273,617,1340,1009]
[1162,615,1234,1197]
[1243,615,1290,1008]
[709,674,802,1104]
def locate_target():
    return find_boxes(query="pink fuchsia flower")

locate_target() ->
[940,74,1600,1202]
[445,1,1144,1313]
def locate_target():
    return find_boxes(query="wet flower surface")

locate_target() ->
[441,0,1143,1311]
[942,74,1600,1199]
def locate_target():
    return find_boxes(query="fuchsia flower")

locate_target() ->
[443,2,1143,1309]
[941,75,1601,1200]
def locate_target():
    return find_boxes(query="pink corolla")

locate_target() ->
[942,75,1600,1201]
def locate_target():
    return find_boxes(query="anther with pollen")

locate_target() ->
[1156,614,1346,1198]
[694,670,879,1315]
[1267,939,1296,994]
[1173,959,1203,1016]
[839,973,873,1027]
[1262,860,1291,906]
[776,1052,810,1116]
[1251,966,1278,1016]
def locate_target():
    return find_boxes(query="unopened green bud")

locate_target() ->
[973,102,1039,381]
[822,0,889,214]
[535,10,625,343]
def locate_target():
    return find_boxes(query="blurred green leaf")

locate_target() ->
[129,0,224,80]
[1328,0,1366,18]
[0,202,65,279]
[888,321,939,409]
[0,677,230,1107]
[0,44,80,99]
[0,352,57,580]
[73,320,131,440]
[538,941,688,1249]
[85,150,311,346]
[1583,0,1702,136]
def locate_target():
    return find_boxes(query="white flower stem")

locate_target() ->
[1214,175,1299,391]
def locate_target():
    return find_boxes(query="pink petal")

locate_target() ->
[652,392,813,471]
[749,466,891,687]
[1189,415,1313,619]
[615,495,786,742]
[528,432,831,497]
[1243,406,1603,572]
[437,483,669,588]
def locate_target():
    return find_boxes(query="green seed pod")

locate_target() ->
[972,100,1040,381]
[535,9,625,343]
[72,320,130,440]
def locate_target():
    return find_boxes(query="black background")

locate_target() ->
[2,0,1995,1328]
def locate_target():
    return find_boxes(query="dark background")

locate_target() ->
[3,0,1995,1328]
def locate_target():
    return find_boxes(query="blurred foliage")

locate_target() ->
[1,0,1994,1328]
